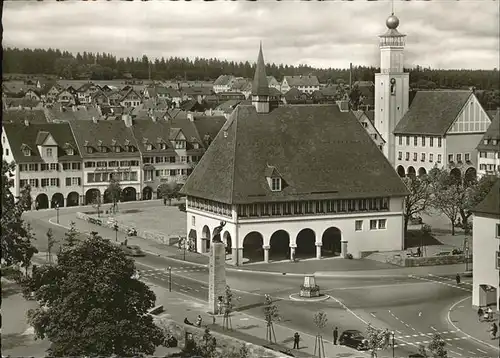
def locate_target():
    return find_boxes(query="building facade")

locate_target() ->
[477,109,500,177]
[281,75,320,95]
[471,179,500,310]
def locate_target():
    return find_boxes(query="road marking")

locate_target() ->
[456,347,464,351]
[477,348,487,354]
[409,275,471,292]
[431,326,437,331]
[449,350,462,356]
[370,313,376,318]
[418,311,422,317]
[428,274,473,286]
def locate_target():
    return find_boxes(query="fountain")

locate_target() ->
[300,275,320,298]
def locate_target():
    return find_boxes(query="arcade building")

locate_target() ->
[181,42,409,265]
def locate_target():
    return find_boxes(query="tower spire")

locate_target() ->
[251,42,270,113]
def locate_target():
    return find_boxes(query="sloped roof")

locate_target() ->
[3,122,81,163]
[472,179,500,216]
[216,100,243,113]
[284,75,320,87]
[193,116,227,144]
[181,86,213,96]
[252,44,270,97]
[394,91,472,135]
[2,109,48,124]
[477,109,500,152]
[320,86,337,97]
[4,98,42,108]
[284,87,306,100]
[214,75,234,86]
[181,104,407,204]
[35,131,51,145]
[45,107,102,122]
[130,121,177,154]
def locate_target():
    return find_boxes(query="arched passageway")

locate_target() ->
[122,187,137,202]
[397,165,405,178]
[35,193,49,209]
[142,186,153,200]
[243,232,264,263]
[322,227,342,257]
[269,230,290,261]
[223,232,232,254]
[296,228,316,259]
[85,188,100,205]
[202,225,211,252]
[67,191,79,207]
[464,167,477,186]
[51,193,64,208]
[418,167,427,177]
[407,166,416,178]
[450,168,461,184]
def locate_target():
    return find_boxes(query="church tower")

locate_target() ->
[374,13,410,166]
[252,43,270,114]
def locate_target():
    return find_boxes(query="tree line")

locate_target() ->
[3,47,499,92]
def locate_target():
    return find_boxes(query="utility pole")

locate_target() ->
[349,62,353,90]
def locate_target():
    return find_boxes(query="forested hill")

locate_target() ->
[2,47,499,91]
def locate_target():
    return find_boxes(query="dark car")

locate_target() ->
[120,244,145,257]
[338,330,368,351]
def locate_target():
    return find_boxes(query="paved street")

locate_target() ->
[21,203,500,358]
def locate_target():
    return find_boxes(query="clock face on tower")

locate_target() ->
[390,78,396,84]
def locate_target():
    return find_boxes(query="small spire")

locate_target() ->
[252,42,269,97]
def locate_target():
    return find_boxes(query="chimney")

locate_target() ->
[187,113,194,122]
[122,114,133,127]
[24,119,30,127]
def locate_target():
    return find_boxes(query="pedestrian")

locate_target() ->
[416,247,421,257]
[163,196,167,206]
[195,314,202,327]
[293,332,300,349]
[487,306,493,321]
[35,201,39,211]
[477,307,484,322]
[333,327,339,345]
[455,273,461,285]
[490,322,497,339]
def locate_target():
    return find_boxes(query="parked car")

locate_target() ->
[338,330,368,350]
[120,244,145,257]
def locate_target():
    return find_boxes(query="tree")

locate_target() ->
[63,221,79,247]
[427,333,447,358]
[107,177,122,214]
[401,175,433,238]
[182,328,217,358]
[263,294,280,343]
[348,84,361,110]
[1,160,38,269]
[313,311,328,358]
[365,324,390,358]
[25,233,164,357]
[18,184,33,211]
[158,181,180,205]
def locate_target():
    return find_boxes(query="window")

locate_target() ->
[438,137,442,147]
[41,178,49,187]
[145,170,153,181]
[429,153,434,162]
[50,163,58,171]
[398,136,402,145]
[483,139,489,145]
[41,163,49,171]
[143,157,153,164]
[97,161,107,168]
[86,147,93,154]
[271,177,281,191]
[20,179,28,187]
[355,220,363,231]
[497,223,500,238]
[403,152,409,161]
[5,148,9,156]
[413,136,418,146]
[378,219,387,229]
[465,153,470,162]
[28,164,38,171]
[29,179,38,187]
[406,136,410,145]
[421,136,426,146]
[50,178,59,187]
[113,146,121,153]
[85,161,96,168]
[146,144,153,151]
[175,140,186,149]
[480,164,487,170]
[496,251,500,270]
[456,154,462,162]
[493,139,498,146]
[192,216,195,226]
[479,152,487,158]
[413,153,417,161]
[169,156,176,163]
[23,148,31,156]
[420,153,424,162]
[437,154,442,163]
[46,148,53,156]
[181,156,187,163]
[430,137,434,147]
[370,220,378,230]
[109,161,118,167]
[448,154,453,163]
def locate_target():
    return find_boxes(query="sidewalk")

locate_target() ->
[148,282,370,358]
[448,297,500,352]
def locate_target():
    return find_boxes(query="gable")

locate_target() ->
[446,94,491,134]
[42,133,58,146]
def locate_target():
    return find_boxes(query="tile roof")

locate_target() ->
[45,107,102,122]
[284,75,320,87]
[130,120,179,154]
[2,109,48,124]
[181,86,214,96]
[3,122,81,163]
[192,116,227,145]
[69,120,140,159]
[181,104,408,204]
[4,98,42,108]
[472,179,500,216]
[216,100,243,113]
[214,75,234,86]
[476,109,500,152]
[252,45,270,97]
[394,91,472,135]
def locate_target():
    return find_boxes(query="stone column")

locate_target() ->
[232,247,243,266]
[263,245,270,263]
[341,240,348,258]
[316,243,322,260]
[208,242,226,314]
[290,246,296,261]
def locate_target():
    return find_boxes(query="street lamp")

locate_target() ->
[391,331,395,358]
[55,202,60,224]
[465,246,470,272]
[114,223,119,242]
[168,266,172,292]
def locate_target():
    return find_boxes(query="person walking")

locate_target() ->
[333,327,339,345]
[490,322,497,339]
[487,306,493,321]
[195,314,202,327]
[455,273,461,285]
[416,247,421,257]
[293,332,300,349]
[477,307,484,322]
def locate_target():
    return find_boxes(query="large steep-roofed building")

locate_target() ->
[181,46,408,265]
[476,108,500,177]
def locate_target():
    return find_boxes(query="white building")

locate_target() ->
[353,110,385,151]
[181,45,408,266]
[393,91,490,178]
[472,179,500,310]
[477,109,500,177]
[281,75,320,95]
[213,75,235,94]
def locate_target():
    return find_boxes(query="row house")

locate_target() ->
[393,91,491,179]
[119,88,143,108]
[281,75,320,95]
[76,83,101,104]
[181,46,408,264]
[2,121,83,209]
[477,109,500,177]
[213,75,235,93]
[55,88,78,106]
[353,110,385,151]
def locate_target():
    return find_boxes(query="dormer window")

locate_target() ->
[23,148,31,156]
[160,143,167,150]
[271,177,282,192]
[175,140,186,149]
[493,139,498,146]
[86,147,94,154]
[66,148,74,156]
[146,144,153,151]
[113,146,121,153]
[193,143,199,149]
[484,139,489,145]
[127,145,135,152]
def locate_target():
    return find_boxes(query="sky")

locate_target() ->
[2,0,499,70]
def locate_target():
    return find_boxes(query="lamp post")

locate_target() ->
[465,246,470,272]
[114,223,119,242]
[168,266,172,292]
[391,331,395,358]
[55,202,60,224]
[183,237,186,261]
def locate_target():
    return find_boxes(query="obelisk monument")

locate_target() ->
[208,221,227,314]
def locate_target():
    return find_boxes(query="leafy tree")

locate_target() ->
[219,344,250,358]
[1,160,38,268]
[365,324,390,358]
[107,177,122,214]
[158,181,180,205]
[401,175,433,238]
[63,221,79,248]
[222,285,235,330]
[418,344,429,357]
[25,233,164,357]
[182,328,217,358]
[18,184,33,211]
[427,333,447,358]
[348,84,361,110]
[263,294,280,343]
[313,311,328,358]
